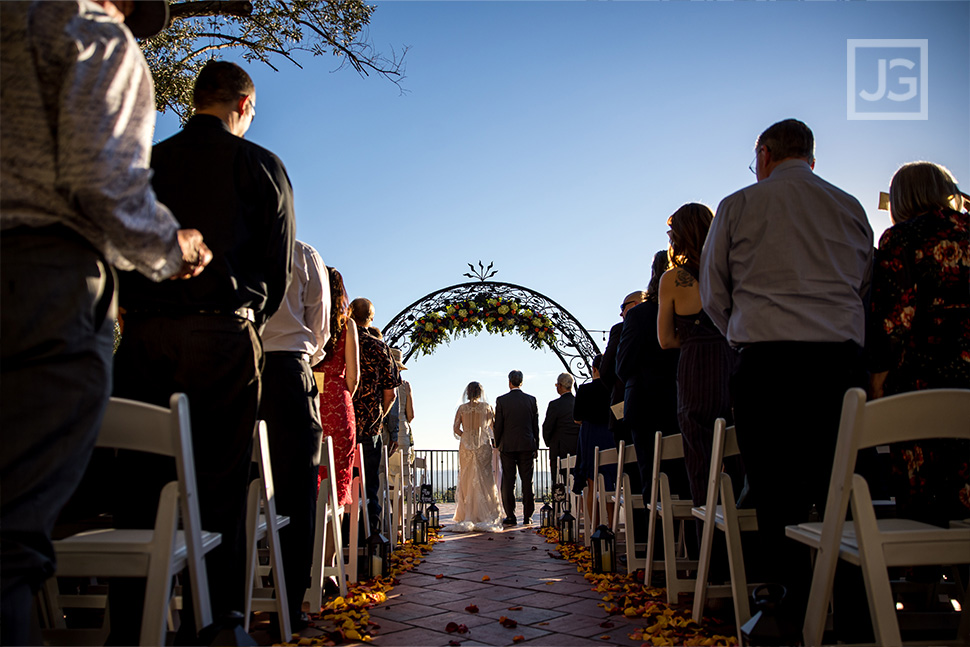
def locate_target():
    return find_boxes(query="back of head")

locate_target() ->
[323,267,348,357]
[667,203,714,270]
[889,161,961,225]
[645,249,669,302]
[557,373,574,391]
[193,60,254,110]
[591,353,604,372]
[757,118,815,163]
[349,298,374,327]
[508,370,524,388]
[465,381,483,402]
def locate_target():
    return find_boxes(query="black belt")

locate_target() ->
[266,350,310,363]
[125,306,255,323]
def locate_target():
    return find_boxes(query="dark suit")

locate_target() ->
[542,392,580,482]
[493,388,540,521]
[616,301,683,496]
[599,321,627,446]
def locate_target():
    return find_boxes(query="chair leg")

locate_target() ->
[692,508,716,621]
[851,475,902,647]
[243,479,261,631]
[718,474,751,644]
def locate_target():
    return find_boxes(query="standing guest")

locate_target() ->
[658,204,739,515]
[111,60,295,640]
[868,161,970,528]
[542,373,580,487]
[617,251,684,498]
[382,349,415,485]
[314,268,359,507]
[0,2,210,643]
[494,370,541,525]
[700,118,872,627]
[349,300,401,533]
[599,291,647,447]
[573,355,616,514]
[258,240,329,633]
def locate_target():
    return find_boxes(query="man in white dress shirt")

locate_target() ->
[259,240,330,632]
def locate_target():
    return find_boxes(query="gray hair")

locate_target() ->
[889,161,961,225]
[556,373,574,390]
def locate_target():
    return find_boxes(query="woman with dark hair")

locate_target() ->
[868,161,969,528]
[658,204,739,519]
[314,267,360,506]
[451,381,503,532]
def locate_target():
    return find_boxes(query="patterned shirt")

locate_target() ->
[353,332,402,438]
[867,207,970,393]
[0,1,182,280]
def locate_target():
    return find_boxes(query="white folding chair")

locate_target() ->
[387,448,407,548]
[643,431,697,603]
[305,436,348,612]
[592,445,617,531]
[691,418,758,642]
[47,394,221,646]
[243,421,291,636]
[611,441,647,574]
[378,444,392,541]
[559,454,585,543]
[787,387,970,646]
[346,443,370,583]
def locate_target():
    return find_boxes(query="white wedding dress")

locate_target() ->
[450,401,503,532]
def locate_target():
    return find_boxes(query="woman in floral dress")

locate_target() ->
[315,267,359,506]
[868,161,970,527]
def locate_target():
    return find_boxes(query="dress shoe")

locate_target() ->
[521,517,532,525]
[502,517,516,525]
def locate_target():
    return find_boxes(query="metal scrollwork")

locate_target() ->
[381,276,601,380]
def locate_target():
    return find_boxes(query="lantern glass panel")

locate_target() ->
[366,532,390,578]
[590,525,616,573]
[558,509,576,543]
[539,502,554,528]
[411,510,429,545]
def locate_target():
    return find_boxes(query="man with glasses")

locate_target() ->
[599,290,647,447]
[110,60,295,641]
[699,118,872,637]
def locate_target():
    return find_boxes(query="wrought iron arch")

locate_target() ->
[382,279,601,380]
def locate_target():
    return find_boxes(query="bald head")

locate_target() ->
[621,291,647,318]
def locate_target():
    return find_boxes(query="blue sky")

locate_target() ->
[155,0,969,450]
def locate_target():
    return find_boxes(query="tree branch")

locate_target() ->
[170,1,254,20]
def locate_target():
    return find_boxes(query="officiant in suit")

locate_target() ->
[542,373,580,486]
[493,369,540,525]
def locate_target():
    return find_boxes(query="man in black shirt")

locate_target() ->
[111,60,294,639]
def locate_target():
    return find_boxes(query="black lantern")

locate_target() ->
[411,509,429,545]
[558,506,576,544]
[590,524,616,573]
[365,531,390,578]
[539,498,554,528]
[426,500,440,529]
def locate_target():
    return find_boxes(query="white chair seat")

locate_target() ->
[692,505,758,533]
[55,529,222,574]
[787,520,970,566]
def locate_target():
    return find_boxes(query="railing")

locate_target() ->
[413,448,552,503]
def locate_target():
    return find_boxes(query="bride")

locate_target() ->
[450,381,503,532]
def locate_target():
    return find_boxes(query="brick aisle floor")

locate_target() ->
[267,503,662,647]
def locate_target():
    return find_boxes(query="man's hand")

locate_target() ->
[172,229,213,279]
[389,441,399,455]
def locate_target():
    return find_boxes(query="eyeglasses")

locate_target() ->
[620,300,637,314]
[749,145,769,175]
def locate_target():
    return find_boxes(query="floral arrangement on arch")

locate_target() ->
[409,296,557,356]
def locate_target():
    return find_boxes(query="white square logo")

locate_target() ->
[847,39,928,120]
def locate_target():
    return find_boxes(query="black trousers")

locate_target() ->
[732,341,864,613]
[500,450,535,520]
[0,229,115,646]
[259,352,322,623]
[108,313,261,642]
[359,434,384,534]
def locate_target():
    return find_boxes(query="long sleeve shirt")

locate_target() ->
[262,240,331,362]
[118,114,295,327]
[700,159,873,347]
[0,0,182,280]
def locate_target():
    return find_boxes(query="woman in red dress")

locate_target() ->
[315,267,359,505]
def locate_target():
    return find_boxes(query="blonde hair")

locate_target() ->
[889,162,961,225]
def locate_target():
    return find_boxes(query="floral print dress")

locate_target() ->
[868,206,970,526]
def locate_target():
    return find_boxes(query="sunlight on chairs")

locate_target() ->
[305,436,347,612]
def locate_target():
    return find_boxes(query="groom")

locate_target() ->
[493,370,540,525]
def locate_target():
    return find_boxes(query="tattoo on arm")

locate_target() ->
[674,268,696,288]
